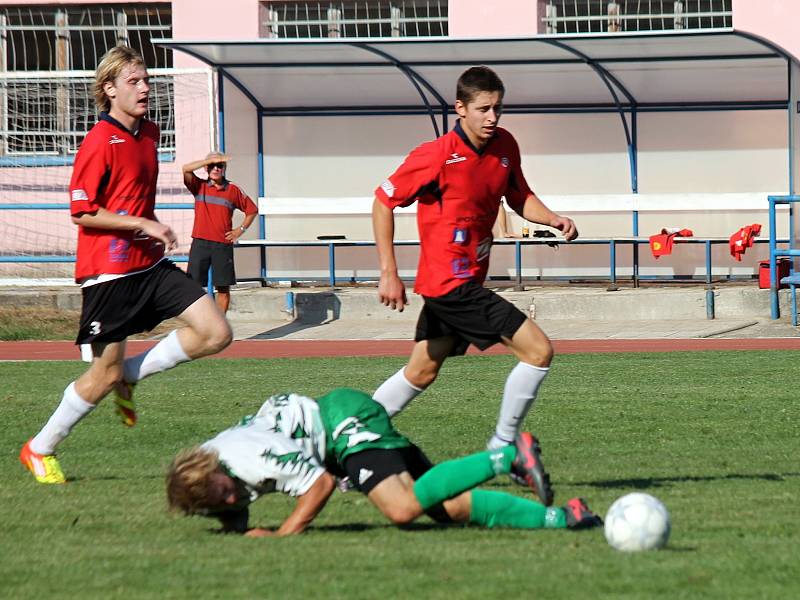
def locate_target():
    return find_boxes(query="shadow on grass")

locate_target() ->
[67,474,164,483]
[576,471,800,490]
[206,522,459,535]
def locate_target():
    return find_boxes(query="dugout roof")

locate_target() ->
[157,29,796,132]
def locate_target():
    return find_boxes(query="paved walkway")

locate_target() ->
[229,317,800,342]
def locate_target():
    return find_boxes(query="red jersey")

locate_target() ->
[185,175,257,244]
[375,122,532,297]
[69,113,164,282]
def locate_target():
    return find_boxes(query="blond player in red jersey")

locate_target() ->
[20,46,232,485]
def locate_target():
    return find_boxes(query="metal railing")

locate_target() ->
[0,4,176,162]
[542,1,732,34]
[260,1,448,38]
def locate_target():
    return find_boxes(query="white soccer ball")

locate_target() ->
[604,492,671,552]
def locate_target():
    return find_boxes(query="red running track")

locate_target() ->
[2,337,800,361]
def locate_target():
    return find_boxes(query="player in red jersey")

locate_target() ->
[182,152,258,314]
[19,46,232,485]
[371,66,577,505]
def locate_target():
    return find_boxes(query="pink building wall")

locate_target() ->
[733,0,800,63]
[448,0,540,37]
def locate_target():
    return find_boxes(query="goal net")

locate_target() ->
[0,68,215,279]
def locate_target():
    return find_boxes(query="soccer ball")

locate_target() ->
[604,492,670,552]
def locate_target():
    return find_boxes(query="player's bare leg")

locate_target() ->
[117,295,232,425]
[367,447,578,529]
[368,472,472,524]
[22,341,127,483]
[502,318,553,368]
[172,293,232,358]
[215,286,231,314]
[372,336,455,415]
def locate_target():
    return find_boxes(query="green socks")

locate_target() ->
[413,446,515,511]
[469,489,567,529]
[411,446,567,530]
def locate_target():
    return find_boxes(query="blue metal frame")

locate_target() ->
[157,30,796,288]
[7,32,800,287]
[768,195,800,323]
[217,69,226,152]
[351,42,450,136]
[235,236,781,298]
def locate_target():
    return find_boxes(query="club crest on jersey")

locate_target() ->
[109,134,126,145]
[380,179,395,198]
[500,157,509,168]
[445,153,467,165]
[452,228,468,244]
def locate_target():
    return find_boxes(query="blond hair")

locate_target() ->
[93,45,146,113]
[166,447,221,515]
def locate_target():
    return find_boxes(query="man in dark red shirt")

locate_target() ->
[371,66,578,506]
[182,152,258,314]
[19,46,232,485]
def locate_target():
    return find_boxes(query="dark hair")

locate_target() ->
[456,66,505,105]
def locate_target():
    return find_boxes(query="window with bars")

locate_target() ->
[0,4,174,159]
[260,1,448,39]
[542,1,732,34]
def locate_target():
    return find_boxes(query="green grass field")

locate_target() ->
[1,351,798,599]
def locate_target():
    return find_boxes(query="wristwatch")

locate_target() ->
[239,226,247,233]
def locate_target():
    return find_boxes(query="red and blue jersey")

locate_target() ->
[185,175,257,244]
[375,121,532,297]
[69,113,163,282]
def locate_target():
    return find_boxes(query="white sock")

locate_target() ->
[123,330,190,384]
[30,382,95,455]
[489,362,550,448]
[372,367,424,417]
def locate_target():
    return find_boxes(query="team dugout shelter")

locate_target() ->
[157,30,800,319]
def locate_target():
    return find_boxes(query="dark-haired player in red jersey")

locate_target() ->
[371,66,578,506]
[19,46,232,485]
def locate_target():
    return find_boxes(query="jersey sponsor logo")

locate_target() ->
[476,236,492,262]
[500,157,509,168]
[71,189,89,202]
[109,238,130,262]
[358,468,374,485]
[380,179,396,198]
[445,153,467,165]
[451,257,471,278]
[109,134,126,145]
[452,228,468,244]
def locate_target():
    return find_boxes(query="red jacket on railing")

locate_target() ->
[729,224,761,261]
[649,228,694,259]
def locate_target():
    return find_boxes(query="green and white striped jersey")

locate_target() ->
[202,393,327,501]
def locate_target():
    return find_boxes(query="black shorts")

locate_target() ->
[342,444,433,495]
[343,445,453,523]
[416,280,528,356]
[187,238,236,288]
[76,260,206,345]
